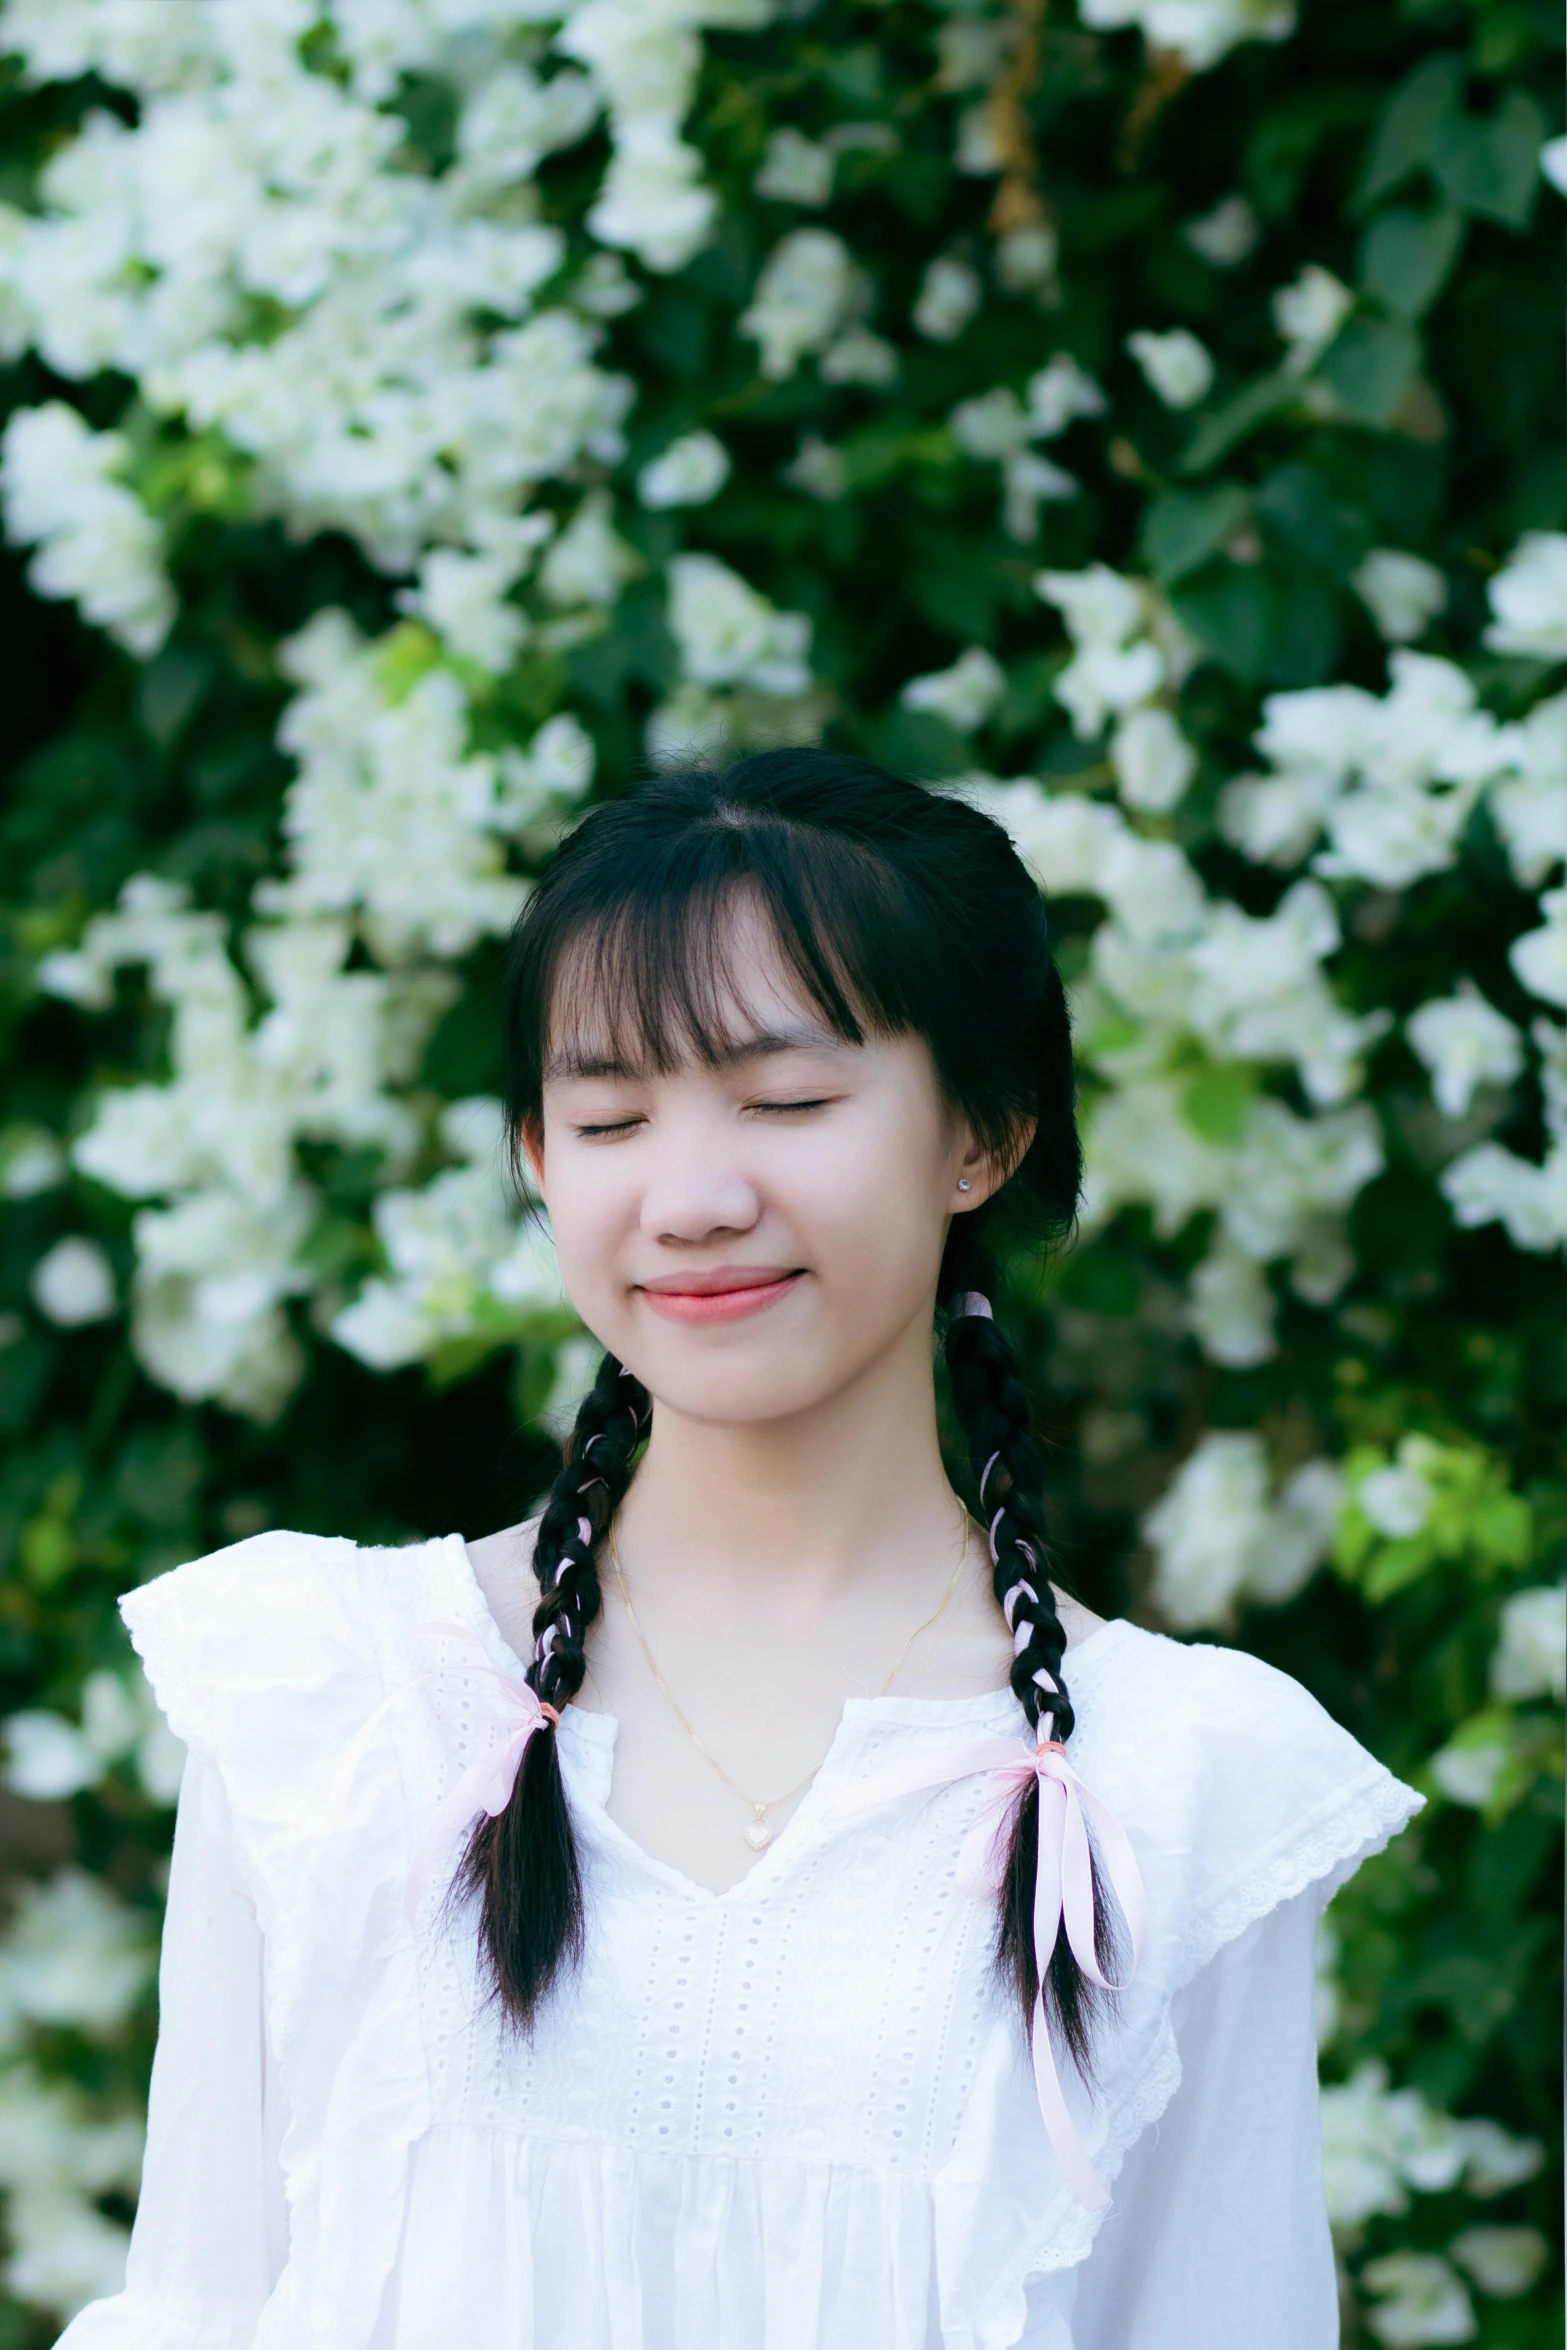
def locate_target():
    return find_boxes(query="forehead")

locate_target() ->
[542,890,855,1082]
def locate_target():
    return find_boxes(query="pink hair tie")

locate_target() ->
[949,1292,993,1320]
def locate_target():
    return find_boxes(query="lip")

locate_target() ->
[635,1267,805,1325]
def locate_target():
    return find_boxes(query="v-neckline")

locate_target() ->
[439,1530,1134,1907]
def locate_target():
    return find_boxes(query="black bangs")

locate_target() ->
[536,832,898,1083]
[502,750,1080,1244]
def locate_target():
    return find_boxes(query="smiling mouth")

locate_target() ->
[636,1270,806,1325]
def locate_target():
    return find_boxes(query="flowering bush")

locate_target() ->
[0,0,1560,2337]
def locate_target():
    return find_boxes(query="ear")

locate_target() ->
[951,1114,1035,1211]
[518,1115,546,1189]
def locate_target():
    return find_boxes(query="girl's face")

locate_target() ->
[527,898,1000,1427]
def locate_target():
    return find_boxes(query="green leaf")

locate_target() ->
[1140,485,1251,585]
[1255,463,1373,576]
[1319,317,1423,427]
[1359,204,1466,319]
[1358,54,1468,209]
[1169,563,1277,682]
[1363,1530,1440,1600]
[1469,1490,1532,1566]
[1178,370,1302,476]
[1180,1063,1256,1143]
[1431,87,1547,229]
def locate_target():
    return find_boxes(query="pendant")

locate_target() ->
[744,1811,773,1851]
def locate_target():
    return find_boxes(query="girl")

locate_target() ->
[62,751,1422,2350]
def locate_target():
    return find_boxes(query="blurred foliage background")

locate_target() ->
[0,0,1561,2341]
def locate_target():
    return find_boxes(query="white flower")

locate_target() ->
[1407,982,1524,1118]
[1183,193,1260,267]
[1272,264,1354,370]
[739,229,856,380]
[130,1183,315,1420]
[400,548,529,672]
[913,255,982,342]
[588,118,715,273]
[1002,452,1078,543]
[1488,1583,1566,1703]
[332,1127,567,1373]
[1536,1013,1567,1143]
[1359,1461,1435,1540]
[645,680,732,769]
[1126,327,1214,409]
[1025,353,1106,437]
[1543,135,1567,197]
[783,435,848,502]
[1431,1727,1513,1808]
[0,403,174,655]
[667,552,812,695]
[453,64,599,195]
[29,1236,115,1326]
[1449,2226,1550,2299]
[819,325,899,387]
[638,428,731,509]
[1360,2252,1475,2347]
[0,2065,144,2317]
[494,714,597,835]
[993,220,1059,296]
[0,1871,154,2037]
[935,15,1019,87]
[1077,0,1295,70]
[1143,1431,1341,1627]
[954,100,1005,175]
[3,1713,101,1801]
[1450,2115,1545,2197]
[1441,1139,1567,1252]
[1319,2061,1467,2227]
[1218,768,1339,867]
[1487,689,1567,888]
[957,778,1128,901]
[1483,530,1567,660]
[952,387,1032,461]
[1035,565,1166,738]
[754,127,834,206]
[1188,1239,1276,1366]
[0,1126,67,1199]
[539,492,639,609]
[1353,549,1448,644]
[900,646,1006,734]
[1508,884,1567,1007]
[1110,706,1197,812]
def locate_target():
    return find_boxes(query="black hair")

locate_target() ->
[458,748,1127,2086]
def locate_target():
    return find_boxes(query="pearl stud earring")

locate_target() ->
[957,1179,972,1191]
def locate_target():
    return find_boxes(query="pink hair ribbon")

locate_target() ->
[840,1734,1147,2210]
[403,1623,559,1925]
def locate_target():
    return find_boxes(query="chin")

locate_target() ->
[634,1354,848,1429]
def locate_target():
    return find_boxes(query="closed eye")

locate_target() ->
[573,1117,644,1139]
[750,1097,838,1114]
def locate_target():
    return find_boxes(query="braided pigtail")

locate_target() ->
[457,1348,648,2027]
[942,1270,1125,2088]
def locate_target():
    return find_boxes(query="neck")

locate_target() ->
[614,1313,963,1614]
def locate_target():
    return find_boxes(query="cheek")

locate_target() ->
[539,1147,630,1287]
[787,1099,951,1283]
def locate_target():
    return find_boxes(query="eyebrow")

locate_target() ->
[544,1024,845,1082]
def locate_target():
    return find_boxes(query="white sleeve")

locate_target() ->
[1066,1887,1339,2350]
[55,1751,289,2350]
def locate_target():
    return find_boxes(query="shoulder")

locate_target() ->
[1078,1620,1423,1975]
[119,1526,465,1758]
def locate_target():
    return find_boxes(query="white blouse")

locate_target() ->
[56,1528,1423,2350]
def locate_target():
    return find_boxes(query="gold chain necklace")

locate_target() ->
[607,1509,973,1851]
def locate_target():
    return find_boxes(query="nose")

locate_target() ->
[638,1129,762,1246]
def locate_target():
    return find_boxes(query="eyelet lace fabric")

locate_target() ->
[64,1527,1424,2350]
